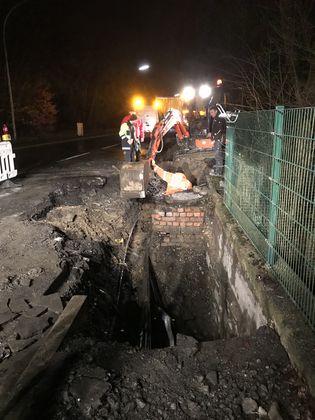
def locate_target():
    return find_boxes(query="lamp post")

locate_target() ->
[3,0,28,140]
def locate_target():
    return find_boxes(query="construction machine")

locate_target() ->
[119,105,239,199]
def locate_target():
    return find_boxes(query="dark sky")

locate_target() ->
[0,0,280,125]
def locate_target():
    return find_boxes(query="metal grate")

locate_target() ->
[224,106,315,329]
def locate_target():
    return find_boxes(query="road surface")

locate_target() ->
[13,133,121,174]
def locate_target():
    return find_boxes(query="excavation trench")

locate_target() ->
[5,174,315,419]
[54,195,244,350]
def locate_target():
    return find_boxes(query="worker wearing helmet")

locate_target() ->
[119,113,138,162]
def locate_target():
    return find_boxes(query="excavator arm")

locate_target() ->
[120,108,188,199]
[147,108,189,161]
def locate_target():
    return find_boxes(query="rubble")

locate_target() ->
[0,157,314,419]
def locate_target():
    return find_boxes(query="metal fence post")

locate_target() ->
[224,125,236,208]
[267,105,284,266]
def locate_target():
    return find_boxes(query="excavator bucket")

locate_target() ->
[120,160,152,199]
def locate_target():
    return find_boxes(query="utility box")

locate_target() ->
[120,160,151,199]
[77,122,84,137]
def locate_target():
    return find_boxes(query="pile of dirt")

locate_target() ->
[0,173,138,369]
[44,327,314,419]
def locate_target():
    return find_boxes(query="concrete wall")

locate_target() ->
[206,205,267,338]
[144,193,315,397]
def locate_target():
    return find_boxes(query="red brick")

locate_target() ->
[187,212,194,217]
[190,217,203,222]
[167,222,173,226]
[166,212,173,217]
[173,222,180,226]
[186,222,193,227]
[152,214,161,220]
[194,222,201,227]
[160,222,166,226]
[172,212,180,217]
[155,211,165,217]
[193,212,201,217]
[164,217,175,222]
[200,212,205,217]
[180,222,186,227]
[177,208,184,213]
[179,213,187,218]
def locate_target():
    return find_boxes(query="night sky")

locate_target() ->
[1,0,314,129]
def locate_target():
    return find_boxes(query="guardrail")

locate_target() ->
[0,142,17,181]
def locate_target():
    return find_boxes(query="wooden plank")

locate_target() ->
[0,295,87,418]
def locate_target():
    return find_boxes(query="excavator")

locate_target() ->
[119,104,239,199]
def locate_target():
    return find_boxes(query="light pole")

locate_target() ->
[3,0,28,140]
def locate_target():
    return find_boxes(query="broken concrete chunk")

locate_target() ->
[258,406,268,418]
[31,293,63,314]
[15,311,57,340]
[23,306,47,318]
[8,296,30,314]
[0,311,19,326]
[242,397,258,415]
[8,337,37,353]
[268,401,284,420]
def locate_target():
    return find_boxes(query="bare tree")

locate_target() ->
[232,0,315,109]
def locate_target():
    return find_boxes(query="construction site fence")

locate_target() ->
[224,106,315,330]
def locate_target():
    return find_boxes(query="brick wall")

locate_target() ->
[151,205,205,246]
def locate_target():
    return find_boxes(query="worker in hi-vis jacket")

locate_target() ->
[119,113,138,162]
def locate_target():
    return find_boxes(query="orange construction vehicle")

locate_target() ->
[119,105,239,198]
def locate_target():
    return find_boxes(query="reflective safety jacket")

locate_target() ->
[154,164,193,195]
[120,116,144,143]
[119,122,135,150]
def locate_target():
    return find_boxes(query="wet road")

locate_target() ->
[13,133,120,174]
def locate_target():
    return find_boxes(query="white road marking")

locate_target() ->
[57,152,90,162]
[101,144,119,150]
[15,133,117,150]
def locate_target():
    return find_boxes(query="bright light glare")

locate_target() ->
[153,99,161,110]
[132,96,145,110]
[174,93,180,97]
[199,84,212,99]
[138,64,150,71]
[217,79,223,86]
[181,86,196,102]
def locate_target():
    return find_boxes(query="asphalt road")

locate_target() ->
[13,133,121,174]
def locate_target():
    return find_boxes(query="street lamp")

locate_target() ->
[3,0,28,140]
[138,64,150,72]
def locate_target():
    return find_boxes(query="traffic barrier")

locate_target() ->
[0,142,17,182]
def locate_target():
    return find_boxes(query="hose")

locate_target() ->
[156,136,164,154]
[116,218,138,306]
[110,218,138,337]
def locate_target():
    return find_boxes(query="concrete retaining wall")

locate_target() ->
[144,190,315,397]
[208,185,315,398]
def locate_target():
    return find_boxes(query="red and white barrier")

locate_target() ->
[0,142,17,182]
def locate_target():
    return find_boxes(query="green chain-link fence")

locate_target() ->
[224,106,315,329]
